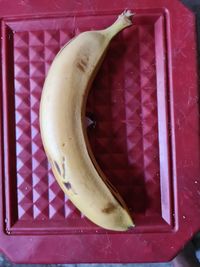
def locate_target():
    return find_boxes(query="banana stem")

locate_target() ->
[103,10,134,39]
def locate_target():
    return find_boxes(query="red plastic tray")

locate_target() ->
[0,0,199,264]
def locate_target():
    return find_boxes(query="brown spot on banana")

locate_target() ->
[64,182,72,190]
[76,55,89,72]
[54,161,61,175]
[102,203,117,214]
[63,181,78,195]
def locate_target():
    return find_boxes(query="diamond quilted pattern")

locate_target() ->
[14,62,29,77]
[64,197,82,219]
[14,77,30,93]
[139,26,161,213]
[30,62,45,77]
[32,173,49,219]
[14,32,29,47]
[44,30,60,45]
[17,172,33,220]
[14,47,29,62]
[29,46,44,61]
[48,183,65,219]
[44,46,58,61]
[29,31,44,46]
[10,16,163,228]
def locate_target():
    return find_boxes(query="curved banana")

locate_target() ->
[40,10,134,231]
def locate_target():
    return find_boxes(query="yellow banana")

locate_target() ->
[39,10,134,231]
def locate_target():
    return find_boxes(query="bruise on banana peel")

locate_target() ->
[54,160,61,176]
[62,156,66,179]
[40,10,135,231]
[64,181,72,190]
[102,203,117,214]
[76,54,89,72]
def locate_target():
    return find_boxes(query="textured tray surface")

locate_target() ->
[3,13,170,232]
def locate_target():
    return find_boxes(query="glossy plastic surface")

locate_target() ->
[0,0,199,264]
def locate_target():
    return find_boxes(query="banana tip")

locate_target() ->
[119,9,135,20]
[116,10,135,27]
[127,224,135,230]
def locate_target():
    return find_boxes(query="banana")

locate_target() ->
[39,10,134,231]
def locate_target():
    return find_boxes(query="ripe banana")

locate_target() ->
[40,10,134,231]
